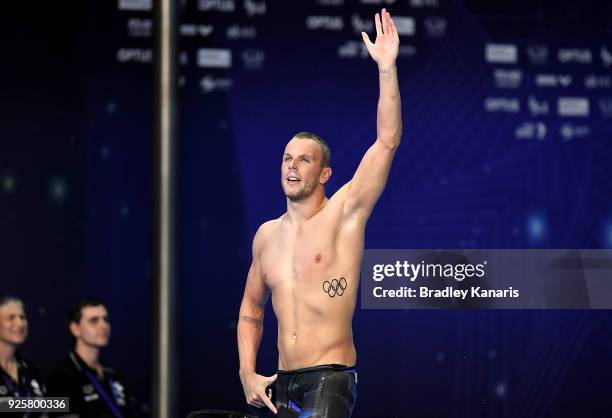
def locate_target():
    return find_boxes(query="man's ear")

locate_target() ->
[69,322,80,339]
[320,167,332,184]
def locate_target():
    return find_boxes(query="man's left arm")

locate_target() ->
[344,9,402,219]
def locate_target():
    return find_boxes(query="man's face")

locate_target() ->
[281,138,328,201]
[0,301,28,346]
[71,305,111,349]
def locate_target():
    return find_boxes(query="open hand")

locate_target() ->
[361,8,400,67]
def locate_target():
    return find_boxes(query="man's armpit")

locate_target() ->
[240,315,263,329]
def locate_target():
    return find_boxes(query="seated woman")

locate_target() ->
[0,295,45,417]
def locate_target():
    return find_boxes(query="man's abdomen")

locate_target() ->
[276,317,356,371]
[270,259,361,371]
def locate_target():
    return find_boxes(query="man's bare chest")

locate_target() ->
[260,224,340,288]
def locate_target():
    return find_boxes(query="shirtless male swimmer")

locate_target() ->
[238,8,402,418]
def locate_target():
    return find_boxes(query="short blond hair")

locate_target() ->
[293,131,331,167]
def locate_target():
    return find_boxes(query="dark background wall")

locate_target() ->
[2,1,612,417]
[1,1,153,414]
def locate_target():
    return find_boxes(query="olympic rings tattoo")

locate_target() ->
[322,277,347,297]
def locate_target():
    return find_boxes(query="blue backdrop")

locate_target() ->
[2,1,611,417]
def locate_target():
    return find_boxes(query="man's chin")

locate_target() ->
[87,340,109,349]
[285,191,307,202]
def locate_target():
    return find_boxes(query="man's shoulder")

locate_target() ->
[252,217,282,252]
[46,355,84,396]
[260,217,282,231]
[102,365,127,382]
[329,182,350,202]
[256,217,282,238]
[48,354,80,379]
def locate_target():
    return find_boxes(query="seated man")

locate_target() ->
[46,298,139,418]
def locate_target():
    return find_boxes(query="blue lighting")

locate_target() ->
[527,212,547,244]
[602,221,612,248]
[495,381,508,398]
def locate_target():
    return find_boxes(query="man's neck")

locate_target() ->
[286,191,327,223]
[75,342,101,371]
[0,341,16,369]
